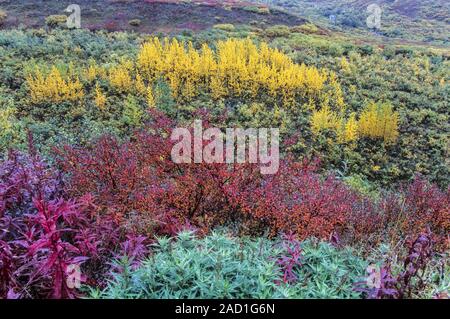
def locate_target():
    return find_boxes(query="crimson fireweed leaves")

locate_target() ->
[276,233,303,284]
[24,198,89,299]
[380,176,449,250]
[0,151,130,298]
[356,232,435,299]
[55,110,378,241]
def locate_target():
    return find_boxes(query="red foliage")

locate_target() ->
[228,158,377,240]
[2,112,447,298]
[380,176,449,250]
[357,233,434,299]
[0,151,130,298]
[276,233,302,284]
[55,110,378,241]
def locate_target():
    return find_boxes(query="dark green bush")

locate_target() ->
[45,15,68,28]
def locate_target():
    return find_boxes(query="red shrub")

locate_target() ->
[380,176,449,250]
[0,151,134,298]
[55,111,379,241]
[228,158,377,240]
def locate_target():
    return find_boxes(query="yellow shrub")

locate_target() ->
[135,72,146,96]
[109,61,133,93]
[27,66,84,104]
[337,113,359,144]
[94,83,107,110]
[340,57,351,73]
[136,37,333,105]
[83,60,105,83]
[358,102,399,143]
[85,65,98,82]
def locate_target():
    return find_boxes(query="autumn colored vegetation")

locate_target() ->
[0,1,449,299]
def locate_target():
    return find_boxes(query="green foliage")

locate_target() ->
[213,23,235,32]
[292,239,368,298]
[0,105,25,154]
[0,26,448,188]
[96,231,287,299]
[94,231,367,299]
[343,174,380,200]
[45,15,67,28]
[122,94,144,127]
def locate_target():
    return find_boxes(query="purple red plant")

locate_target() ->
[0,149,137,298]
[356,232,434,299]
[380,176,449,250]
[276,233,302,284]
[55,111,377,241]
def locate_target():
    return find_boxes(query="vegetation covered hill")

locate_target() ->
[0,0,302,33]
[0,0,448,300]
[255,0,450,45]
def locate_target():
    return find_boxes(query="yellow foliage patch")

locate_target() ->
[137,37,332,105]
[27,66,84,104]
[358,102,399,143]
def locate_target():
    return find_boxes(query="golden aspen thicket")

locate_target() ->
[94,83,107,110]
[136,37,332,105]
[311,102,399,144]
[358,102,399,143]
[26,66,84,103]
[310,106,340,135]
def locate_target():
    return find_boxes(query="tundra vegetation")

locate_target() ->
[0,0,448,299]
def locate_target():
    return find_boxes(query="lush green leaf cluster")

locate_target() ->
[93,231,367,299]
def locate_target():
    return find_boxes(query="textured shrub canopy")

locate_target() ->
[94,231,367,299]
[0,0,448,300]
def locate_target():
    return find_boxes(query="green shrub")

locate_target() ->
[128,19,141,27]
[0,105,25,154]
[213,23,235,32]
[94,231,287,299]
[121,94,144,127]
[292,239,368,298]
[45,15,68,28]
[343,174,380,200]
[93,232,367,299]
[265,25,291,38]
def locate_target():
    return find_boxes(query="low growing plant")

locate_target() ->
[95,231,368,299]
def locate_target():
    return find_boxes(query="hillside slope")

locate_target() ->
[0,0,304,33]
